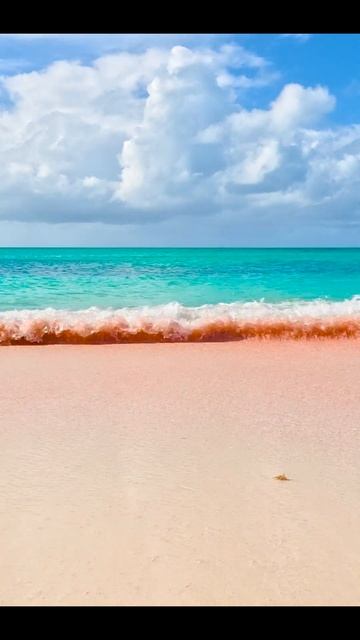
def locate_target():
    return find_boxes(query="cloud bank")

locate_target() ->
[0,41,360,243]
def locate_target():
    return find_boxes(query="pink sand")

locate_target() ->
[1,341,360,605]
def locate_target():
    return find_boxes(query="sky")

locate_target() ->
[1,33,360,246]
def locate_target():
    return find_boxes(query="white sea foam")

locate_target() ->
[1,297,360,343]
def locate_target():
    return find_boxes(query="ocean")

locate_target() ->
[1,247,360,343]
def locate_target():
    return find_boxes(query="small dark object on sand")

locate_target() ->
[274,473,290,481]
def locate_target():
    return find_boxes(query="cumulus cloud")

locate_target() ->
[0,40,360,241]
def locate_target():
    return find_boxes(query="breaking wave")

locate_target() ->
[2,298,360,344]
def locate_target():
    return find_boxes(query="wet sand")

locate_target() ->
[1,341,360,606]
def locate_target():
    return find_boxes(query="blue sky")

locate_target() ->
[0,33,360,246]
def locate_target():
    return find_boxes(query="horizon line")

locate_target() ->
[1,246,360,250]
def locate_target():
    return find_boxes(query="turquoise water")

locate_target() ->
[1,248,360,311]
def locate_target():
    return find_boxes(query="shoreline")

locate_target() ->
[1,341,360,605]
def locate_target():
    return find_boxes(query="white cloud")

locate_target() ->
[281,34,312,42]
[0,58,31,73]
[0,41,360,243]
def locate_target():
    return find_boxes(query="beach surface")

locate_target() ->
[1,341,360,606]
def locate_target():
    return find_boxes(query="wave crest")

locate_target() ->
[1,299,360,345]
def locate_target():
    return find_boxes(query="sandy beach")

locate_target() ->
[1,341,360,606]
